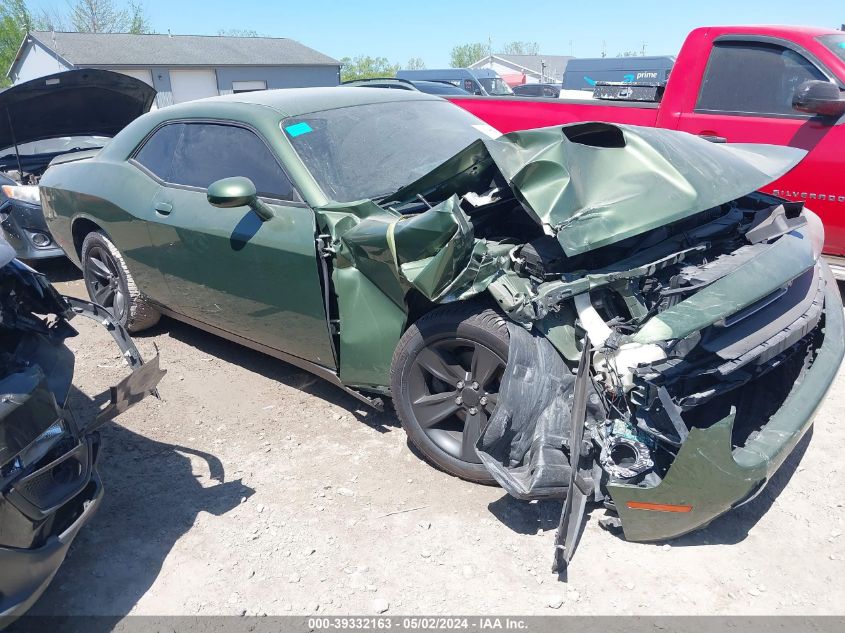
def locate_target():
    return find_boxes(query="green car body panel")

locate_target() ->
[38,87,844,546]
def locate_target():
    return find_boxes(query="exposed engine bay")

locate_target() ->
[322,121,840,568]
[467,192,827,566]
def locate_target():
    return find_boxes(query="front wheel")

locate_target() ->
[81,231,161,333]
[391,304,509,484]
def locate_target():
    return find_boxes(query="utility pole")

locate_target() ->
[602,40,607,58]
[641,41,647,56]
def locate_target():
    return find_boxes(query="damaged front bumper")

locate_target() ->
[608,261,844,542]
[0,256,164,622]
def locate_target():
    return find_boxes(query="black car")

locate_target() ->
[512,83,561,98]
[0,69,156,261]
[0,235,164,623]
[340,77,470,95]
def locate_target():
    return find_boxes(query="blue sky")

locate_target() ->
[30,0,844,67]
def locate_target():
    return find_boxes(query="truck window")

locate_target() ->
[696,42,826,116]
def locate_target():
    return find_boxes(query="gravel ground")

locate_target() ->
[24,264,845,617]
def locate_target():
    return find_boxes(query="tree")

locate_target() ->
[70,0,125,32]
[127,0,149,34]
[69,0,151,33]
[449,42,489,68]
[616,50,643,57]
[405,57,425,70]
[0,0,32,87]
[339,55,400,82]
[500,41,539,56]
[32,6,70,31]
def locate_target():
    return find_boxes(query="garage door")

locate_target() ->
[169,69,219,103]
[117,68,154,86]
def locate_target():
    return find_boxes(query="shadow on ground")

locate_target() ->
[15,385,254,629]
[151,316,399,434]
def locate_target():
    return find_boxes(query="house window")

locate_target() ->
[232,80,268,94]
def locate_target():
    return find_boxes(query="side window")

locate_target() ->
[169,123,296,201]
[134,123,183,181]
[696,42,827,116]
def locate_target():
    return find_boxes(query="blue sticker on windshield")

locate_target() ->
[285,122,313,138]
[839,42,845,50]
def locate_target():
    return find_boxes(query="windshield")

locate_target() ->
[478,77,513,95]
[0,136,109,158]
[819,34,845,63]
[283,100,497,202]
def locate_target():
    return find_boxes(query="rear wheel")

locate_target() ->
[81,231,160,333]
[391,304,509,484]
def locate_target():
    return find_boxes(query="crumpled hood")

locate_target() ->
[389,122,806,256]
[0,69,156,150]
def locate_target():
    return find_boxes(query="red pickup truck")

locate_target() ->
[450,25,845,274]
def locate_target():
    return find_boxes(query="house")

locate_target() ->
[7,31,341,107]
[469,54,573,86]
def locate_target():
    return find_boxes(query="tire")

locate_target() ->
[81,231,161,333]
[391,304,510,484]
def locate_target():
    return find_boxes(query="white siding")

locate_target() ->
[12,39,71,84]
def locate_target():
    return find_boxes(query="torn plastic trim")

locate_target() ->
[63,297,165,430]
[475,322,605,500]
[631,229,817,345]
[552,336,593,572]
[608,262,843,542]
[523,244,708,323]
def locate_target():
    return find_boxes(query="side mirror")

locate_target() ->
[207,177,273,221]
[792,80,845,118]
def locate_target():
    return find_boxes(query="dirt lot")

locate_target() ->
[25,264,845,617]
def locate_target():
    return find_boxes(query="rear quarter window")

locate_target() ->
[134,123,182,181]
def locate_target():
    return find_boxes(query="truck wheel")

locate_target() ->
[81,231,161,333]
[391,304,509,484]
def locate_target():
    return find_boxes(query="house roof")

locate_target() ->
[27,31,340,68]
[471,54,573,77]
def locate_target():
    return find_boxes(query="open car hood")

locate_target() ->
[0,69,156,150]
[388,122,806,256]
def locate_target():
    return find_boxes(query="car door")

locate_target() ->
[131,120,336,368]
[675,38,845,254]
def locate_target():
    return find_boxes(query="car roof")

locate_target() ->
[163,86,441,118]
[411,80,469,94]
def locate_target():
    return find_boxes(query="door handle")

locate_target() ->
[154,202,173,215]
[698,134,728,144]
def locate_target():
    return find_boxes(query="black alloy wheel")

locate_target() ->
[83,242,130,322]
[407,338,504,464]
[391,306,510,483]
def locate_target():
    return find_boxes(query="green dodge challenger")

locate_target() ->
[39,87,844,560]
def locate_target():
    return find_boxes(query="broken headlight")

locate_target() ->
[5,420,67,477]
